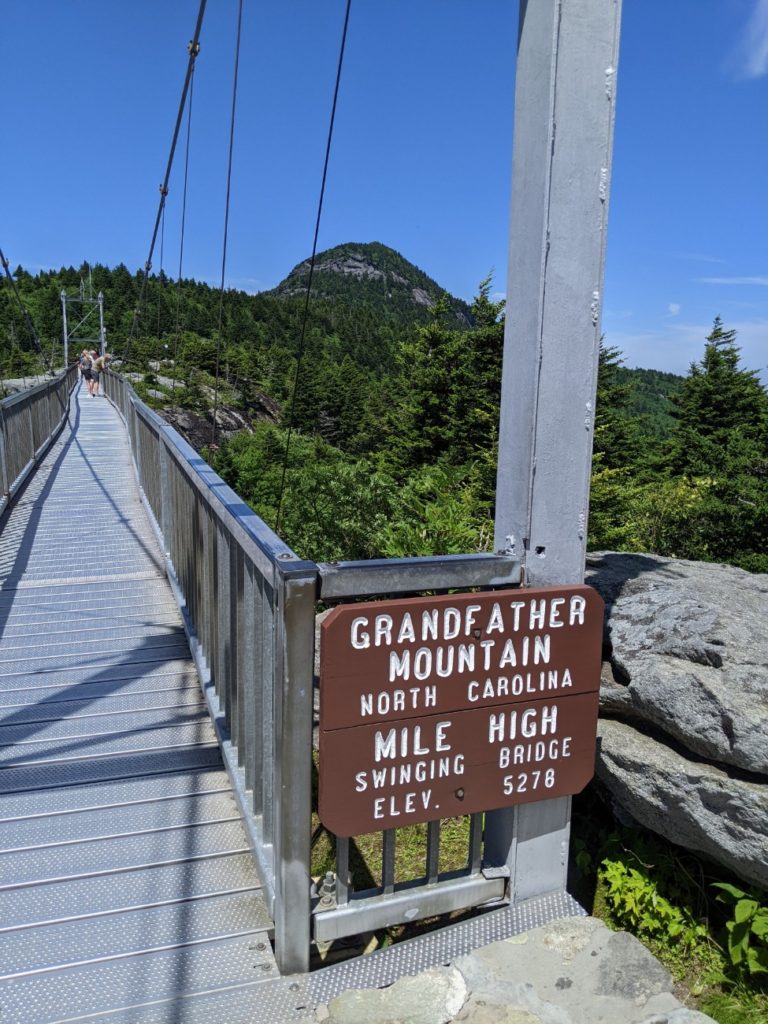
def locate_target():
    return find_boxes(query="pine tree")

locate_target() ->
[659,318,768,569]
[593,342,639,470]
[396,281,504,471]
[588,343,641,550]
[669,317,768,475]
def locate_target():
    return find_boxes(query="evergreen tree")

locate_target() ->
[588,343,642,550]
[396,280,504,471]
[669,317,768,475]
[593,342,639,470]
[656,318,768,569]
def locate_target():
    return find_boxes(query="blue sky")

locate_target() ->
[1,1,766,377]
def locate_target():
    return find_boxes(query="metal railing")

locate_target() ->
[0,366,78,518]
[102,372,522,973]
[312,555,522,944]
[103,371,317,975]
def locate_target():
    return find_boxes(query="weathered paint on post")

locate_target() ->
[490,0,622,899]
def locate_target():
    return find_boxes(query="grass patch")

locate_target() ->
[310,754,481,960]
[310,753,474,888]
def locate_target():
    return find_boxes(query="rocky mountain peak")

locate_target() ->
[272,241,472,327]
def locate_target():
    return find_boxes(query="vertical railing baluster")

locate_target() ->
[260,577,275,838]
[193,489,202,635]
[0,407,9,499]
[209,509,218,682]
[249,569,263,802]
[232,544,244,755]
[468,813,483,874]
[215,522,227,712]
[25,402,34,466]
[382,830,396,895]
[336,837,350,906]
[223,532,234,732]
[204,506,214,676]
[426,821,440,885]
[236,552,250,765]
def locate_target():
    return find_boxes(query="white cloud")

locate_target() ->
[736,0,768,78]
[667,303,681,317]
[697,276,768,285]
[225,276,268,294]
[604,318,768,380]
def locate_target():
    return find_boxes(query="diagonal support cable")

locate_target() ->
[0,245,53,375]
[211,0,244,449]
[123,0,207,364]
[275,0,353,534]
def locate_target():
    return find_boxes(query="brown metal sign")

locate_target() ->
[319,585,604,836]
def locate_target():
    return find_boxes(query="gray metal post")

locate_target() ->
[272,568,316,974]
[61,290,69,367]
[98,291,106,356]
[487,0,622,900]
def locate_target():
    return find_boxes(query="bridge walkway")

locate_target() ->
[0,384,284,1023]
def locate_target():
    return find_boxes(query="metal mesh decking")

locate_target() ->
[0,385,281,1023]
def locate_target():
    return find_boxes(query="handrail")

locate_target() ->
[102,370,317,975]
[0,365,79,518]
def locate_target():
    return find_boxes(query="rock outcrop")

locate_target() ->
[316,917,716,1024]
[587,552,768,888]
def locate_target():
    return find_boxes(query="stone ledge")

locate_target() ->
[314,917,715,1024]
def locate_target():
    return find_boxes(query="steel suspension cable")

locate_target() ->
[170,66,196,405]
[123,0,207,365]
[211,0,244,449]
[274,0,352,534]
[157,204,166,341]
[0,246,53,375]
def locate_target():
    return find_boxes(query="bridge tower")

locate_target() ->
[60,272,106,364]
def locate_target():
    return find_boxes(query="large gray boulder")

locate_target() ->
[597,719,768,889]
[588,553,768,776]
[587,552,768,886]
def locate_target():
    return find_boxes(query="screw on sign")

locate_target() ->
[318,586,604,837]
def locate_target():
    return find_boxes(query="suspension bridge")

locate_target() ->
[0,0,623,1020]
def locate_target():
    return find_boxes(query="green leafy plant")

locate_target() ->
[572,836,595,877]
[713,883,768,978]
[600,854,707,948]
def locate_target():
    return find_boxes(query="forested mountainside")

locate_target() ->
[2,248,766,572]
[616,365,683,438]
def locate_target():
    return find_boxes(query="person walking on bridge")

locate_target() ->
[79,350,94,396]
[91,352,111,397]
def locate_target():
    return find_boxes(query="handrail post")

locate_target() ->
[272,566,316,974]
